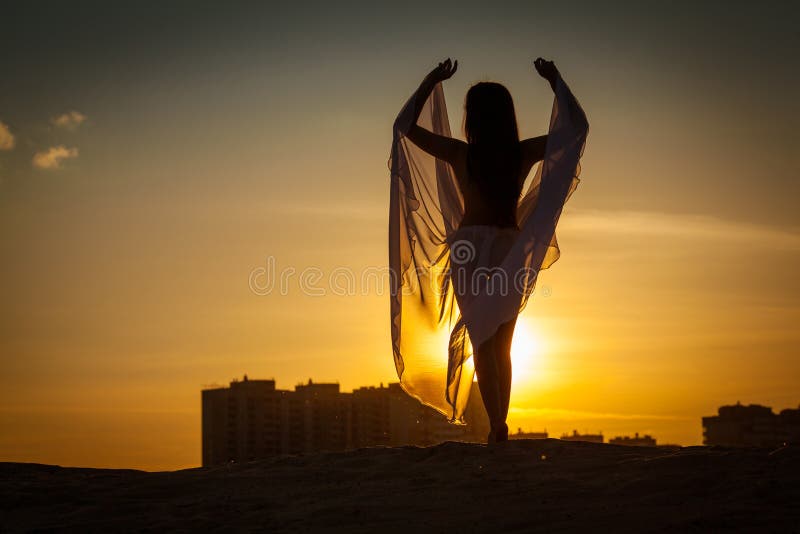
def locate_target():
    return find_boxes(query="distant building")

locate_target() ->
[560,430,604,443]
[351,382,487,447]
[609,432,657,447]
[201,377,279,465]
[510,428,548,440]
[202,376,490,466]
[702,402,800,447]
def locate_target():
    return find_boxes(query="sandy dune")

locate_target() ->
[2,439,798,532]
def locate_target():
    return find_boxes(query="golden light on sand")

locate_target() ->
[510,319,544,386]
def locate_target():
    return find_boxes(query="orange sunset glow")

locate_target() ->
[1,1,798,474]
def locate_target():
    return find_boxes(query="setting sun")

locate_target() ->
[510,318,544,387]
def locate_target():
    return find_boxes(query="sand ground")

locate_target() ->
[1,439,798,532]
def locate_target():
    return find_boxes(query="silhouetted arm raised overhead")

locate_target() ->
[403,58,466,165]
[407,124,465,164]
[527,57,587,158]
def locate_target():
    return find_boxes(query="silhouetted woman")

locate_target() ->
[389,58,587,444]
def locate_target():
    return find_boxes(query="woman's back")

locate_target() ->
[403,74,549,229]
[453,137,548,229]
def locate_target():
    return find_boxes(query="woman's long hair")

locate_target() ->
[463,82,522,203]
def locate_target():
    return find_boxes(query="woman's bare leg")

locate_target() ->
[494,317,517,431]
[474,336,503,441]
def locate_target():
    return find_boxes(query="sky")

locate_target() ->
[1,0,798,470]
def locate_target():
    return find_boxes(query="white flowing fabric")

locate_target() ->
[388,75,588,422]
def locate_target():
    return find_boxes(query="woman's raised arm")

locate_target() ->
[519,59,560,169]
[404,58,466,164]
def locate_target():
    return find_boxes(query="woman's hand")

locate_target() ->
[425,58,458,84]
[407,58,457,130]
[534,57,559,85]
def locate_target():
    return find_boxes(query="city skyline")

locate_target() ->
[201,373,692,465]
[202,373,798,464]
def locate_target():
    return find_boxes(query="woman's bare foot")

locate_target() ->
[496,422,509,443]
[487,422,509,445]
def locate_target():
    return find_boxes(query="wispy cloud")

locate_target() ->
[562,209,800,251]
[51,110,87,130]
[0,120,14,150]
[32,146,79,170]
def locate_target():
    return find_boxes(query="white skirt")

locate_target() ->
[446,225,521,348]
